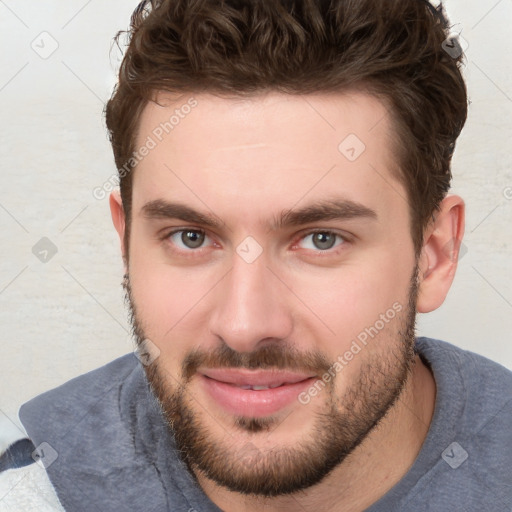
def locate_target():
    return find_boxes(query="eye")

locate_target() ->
[167,229,211,250]
[297,231,345,251]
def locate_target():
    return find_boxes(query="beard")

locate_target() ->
[123,266,419,497]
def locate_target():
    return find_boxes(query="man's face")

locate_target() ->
[123,91,419,495]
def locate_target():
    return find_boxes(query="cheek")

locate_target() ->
[283,251,414,348]
[128,248,224,363]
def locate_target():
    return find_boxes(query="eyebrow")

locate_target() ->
[140,198,377,231]
[141,200,224,229]
[273,199,377,229]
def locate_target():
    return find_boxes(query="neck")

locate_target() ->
[196,354,436,512]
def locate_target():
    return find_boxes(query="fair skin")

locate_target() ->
[110,91,464,511]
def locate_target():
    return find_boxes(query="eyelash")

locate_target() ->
[161,228,350,257]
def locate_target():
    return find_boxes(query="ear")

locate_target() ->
[109,190,128,270]
[416,194,465,313]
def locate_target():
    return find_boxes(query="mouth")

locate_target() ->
[197,368,317,417]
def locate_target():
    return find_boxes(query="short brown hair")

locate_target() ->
[105,0,467,257]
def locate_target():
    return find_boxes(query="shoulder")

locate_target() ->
[369,338,512,511]
[416,336,512,415]
[13,353,177,511]
[19,353,139,433]
[416,337,512,488]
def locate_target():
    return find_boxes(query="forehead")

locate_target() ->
[131,91,407,229]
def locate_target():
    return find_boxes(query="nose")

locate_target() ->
[208,252,294,353]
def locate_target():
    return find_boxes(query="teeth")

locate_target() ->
[238,383,284,390]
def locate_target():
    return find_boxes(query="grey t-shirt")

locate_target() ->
[18,337,512,511]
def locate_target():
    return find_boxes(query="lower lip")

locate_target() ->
[199,375,316,417]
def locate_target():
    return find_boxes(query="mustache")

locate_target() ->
[125,272,334,383]
[180,342,332,382]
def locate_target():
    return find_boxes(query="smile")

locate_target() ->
[198,368,317,417]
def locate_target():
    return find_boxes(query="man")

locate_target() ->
[1,0,511,510]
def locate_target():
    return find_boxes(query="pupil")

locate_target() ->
[313,232,335,250]
[182,230,204,248]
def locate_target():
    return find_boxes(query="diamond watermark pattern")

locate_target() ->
[32,442,58,469]
[32,237,58,263]
[236,236,263,264]
[134,338,161,366]
[442,238,468,263]
[338,133,366,162]
[31,31,59,60]
[237,442,262,464]
[442,441,468,469]
[442,33,469,59]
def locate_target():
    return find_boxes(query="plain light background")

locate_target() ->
[0,0,511,448]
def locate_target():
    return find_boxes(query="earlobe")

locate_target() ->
[416,195,465,313]
[109,191,128,267]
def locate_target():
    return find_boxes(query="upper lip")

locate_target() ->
[199,368,316,387]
